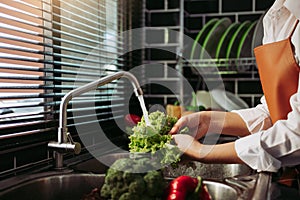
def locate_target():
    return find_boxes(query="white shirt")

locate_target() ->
[234,0,300,172]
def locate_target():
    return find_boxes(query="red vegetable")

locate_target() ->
[124,114,141,127]
[165,175,212,200]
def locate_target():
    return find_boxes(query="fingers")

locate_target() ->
[169,117,188,135]
[169,112,201,135]
[172,134,202,160]
[172,134,195,152]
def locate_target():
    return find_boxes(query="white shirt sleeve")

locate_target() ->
[232,96,273,134]
[235,92,300,172]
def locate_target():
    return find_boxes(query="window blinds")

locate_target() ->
[0,0,124,150]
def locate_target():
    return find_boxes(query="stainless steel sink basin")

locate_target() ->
[0,173,238,200]
[0,173,103,200]
[74,152,253,180]
[163,161,253,180]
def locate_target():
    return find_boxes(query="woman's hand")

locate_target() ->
[172,134,244,164]
[169,112,209,140]
[169,111,250,139]
[172,134,203,160]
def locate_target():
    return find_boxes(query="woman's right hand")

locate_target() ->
[169,112,209,140]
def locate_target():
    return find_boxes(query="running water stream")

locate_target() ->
[137,95,150,126]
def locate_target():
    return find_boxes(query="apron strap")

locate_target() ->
[289,20,299,38]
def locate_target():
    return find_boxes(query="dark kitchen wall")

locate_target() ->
[143,0,275,109]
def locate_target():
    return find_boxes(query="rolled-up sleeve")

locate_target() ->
[235,93,300,172]
[235,132,281,172]
[232,96,273,134]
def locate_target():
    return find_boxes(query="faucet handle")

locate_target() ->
[48,132,81,155]
[66,132,74,144]
[66,132,81,154]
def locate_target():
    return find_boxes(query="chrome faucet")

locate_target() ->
[48,71,143,169]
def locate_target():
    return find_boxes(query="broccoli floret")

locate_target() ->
[123,171,136,183]
[105,169,123,184]
[119,192,139,200]
[111,187,122,200]
[144,170,165,197]
[128,175,145,195]
[100,184,111,198]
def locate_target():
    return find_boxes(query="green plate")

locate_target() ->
[200,17,231,59]
[190,18,219,60]
[225,21,251,60]
[236,21,257,59]
[215,22,240,59]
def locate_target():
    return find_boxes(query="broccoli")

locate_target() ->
[100,184,110,199]
[100,157,167,199]
[128,175,145,194]
[105,169,123,184]
[111,187,123,200]
[119,192,139,200]
[143,170,165,197]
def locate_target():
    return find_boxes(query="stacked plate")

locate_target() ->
[190,16,264,61]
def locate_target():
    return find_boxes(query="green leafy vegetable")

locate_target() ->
[128,111,187,165]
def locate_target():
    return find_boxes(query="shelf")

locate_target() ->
[187,10,265,18]
[184,58,257,74]
[146,8,180,13]
[187,57,256,67]
[144,26,181,30]
[144,43,180,48]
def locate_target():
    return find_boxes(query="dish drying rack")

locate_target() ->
[186,57,257,74]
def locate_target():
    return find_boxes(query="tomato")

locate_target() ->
[124,114,141,127]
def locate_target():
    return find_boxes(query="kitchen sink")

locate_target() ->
[72,152,253,180]
[163,161,253,180]
[0,173,102,200]
[0,173,239,200]
[0,150,271,200]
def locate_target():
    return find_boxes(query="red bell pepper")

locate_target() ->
[165,175,212,200]
[124,114,141,127]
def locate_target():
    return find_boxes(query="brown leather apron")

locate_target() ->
[254,20,299,124]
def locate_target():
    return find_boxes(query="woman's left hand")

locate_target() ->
[172,134,203,160]
[173,134,244,164]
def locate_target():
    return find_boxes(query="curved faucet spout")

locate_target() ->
[48,71,143,169]
[58,71,143,143]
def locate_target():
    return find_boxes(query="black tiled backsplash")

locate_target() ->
[145,0,269,108]
[0,154,14,172]
[222,0,253,12]
[238,80,263,94]
[238,14,263,22]
[149,82,181,95]
[185,0,219,14]
[149,12,180,27]
[146,48,177,60]
[146,0,164,10]
[16,145,48,167]
[185,17,204,30]
[255,0,275,11]
[240,96,253,107]
[168,0,180,9]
